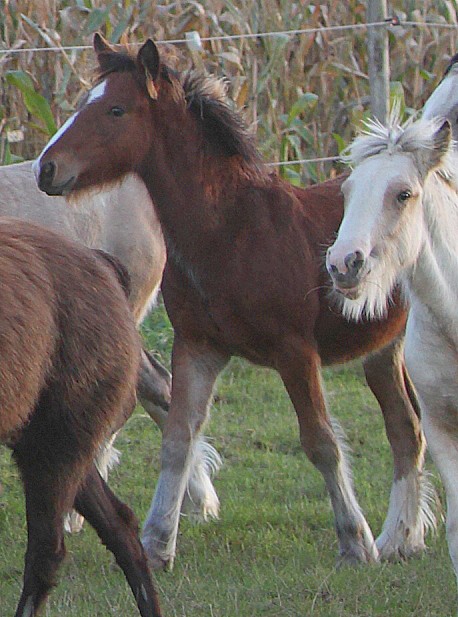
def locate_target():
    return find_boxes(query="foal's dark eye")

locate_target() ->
[397,190,412,203]
[110,106,125,117]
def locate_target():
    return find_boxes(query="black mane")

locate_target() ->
[181,72,262,167]
[95,47,263,169]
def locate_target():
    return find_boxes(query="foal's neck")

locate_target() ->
[140,106,265,261]
[408,175,458,336]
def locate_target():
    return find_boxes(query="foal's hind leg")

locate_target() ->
[65,431,121,534]
[142,335,229,569]
[420,410,458,586]
[278,341,378,564]
[12,448,79,616]
[74,465,162,617]
[137,348,172,424]
[363,338,436,560]
[64,348,172,536]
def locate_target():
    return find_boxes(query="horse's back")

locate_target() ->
[0,218,140,445]
[0,162,166,322]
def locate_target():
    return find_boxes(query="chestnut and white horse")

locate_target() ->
[326,115,458,586]
[33,35,439,569]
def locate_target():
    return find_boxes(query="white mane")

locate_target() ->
[342,110,456,180]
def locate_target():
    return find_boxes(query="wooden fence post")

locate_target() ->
[367,0,390,123]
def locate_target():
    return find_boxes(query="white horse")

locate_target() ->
[326,114,458,587]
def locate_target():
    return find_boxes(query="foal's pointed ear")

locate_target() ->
[428,120,452,172]
[412,120,452,178]
[433,120,452,154]
[93,33,119,73]
[138,40,160,79]
[138,40,160,100]
[93,32,115,55]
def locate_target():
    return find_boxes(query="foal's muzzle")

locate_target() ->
[36,160,76,196]
[326,249,366,298]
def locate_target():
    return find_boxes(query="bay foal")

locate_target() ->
[34,35,431,569]
[0,218,161,616]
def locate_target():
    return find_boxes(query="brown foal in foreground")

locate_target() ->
[0,162,223,531]
[0,217,161,616]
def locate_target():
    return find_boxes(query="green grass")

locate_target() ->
[0,304,454,616]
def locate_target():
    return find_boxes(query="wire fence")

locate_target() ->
[0,9,456,171]
[0,17,456,56]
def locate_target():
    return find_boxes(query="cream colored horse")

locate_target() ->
[0,161,221,527]
[327,115,458,593]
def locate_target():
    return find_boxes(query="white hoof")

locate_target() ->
[64,511,84,534]
[142,527,176,571]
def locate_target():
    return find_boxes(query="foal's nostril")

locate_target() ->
[38,161,56,187]
[344,250,364,276]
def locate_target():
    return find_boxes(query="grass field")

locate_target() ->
[0,302,454,617]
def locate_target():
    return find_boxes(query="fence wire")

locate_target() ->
[0,15,455,168]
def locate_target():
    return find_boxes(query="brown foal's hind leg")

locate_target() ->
[278,340,378,564]
[12,447,76,617]
[65,349,172,536]
[74,465,162,617]
[363,337,435,559]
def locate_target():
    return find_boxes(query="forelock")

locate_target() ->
[342,113,449,168]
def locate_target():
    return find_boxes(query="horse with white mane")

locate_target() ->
[326,114,458,587]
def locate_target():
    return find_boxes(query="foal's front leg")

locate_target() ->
[138,347,223,523]
[363,338,435,560]
[279,341,378,563]
[142,335,229,569]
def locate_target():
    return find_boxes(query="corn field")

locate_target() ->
[0,0,457,184]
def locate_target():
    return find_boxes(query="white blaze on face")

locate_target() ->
[32,113,77,179]
[85,80,108,105]
[32,80,108,179]
[328,158,389,272]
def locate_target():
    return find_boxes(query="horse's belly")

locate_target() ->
[162,264,310,366]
